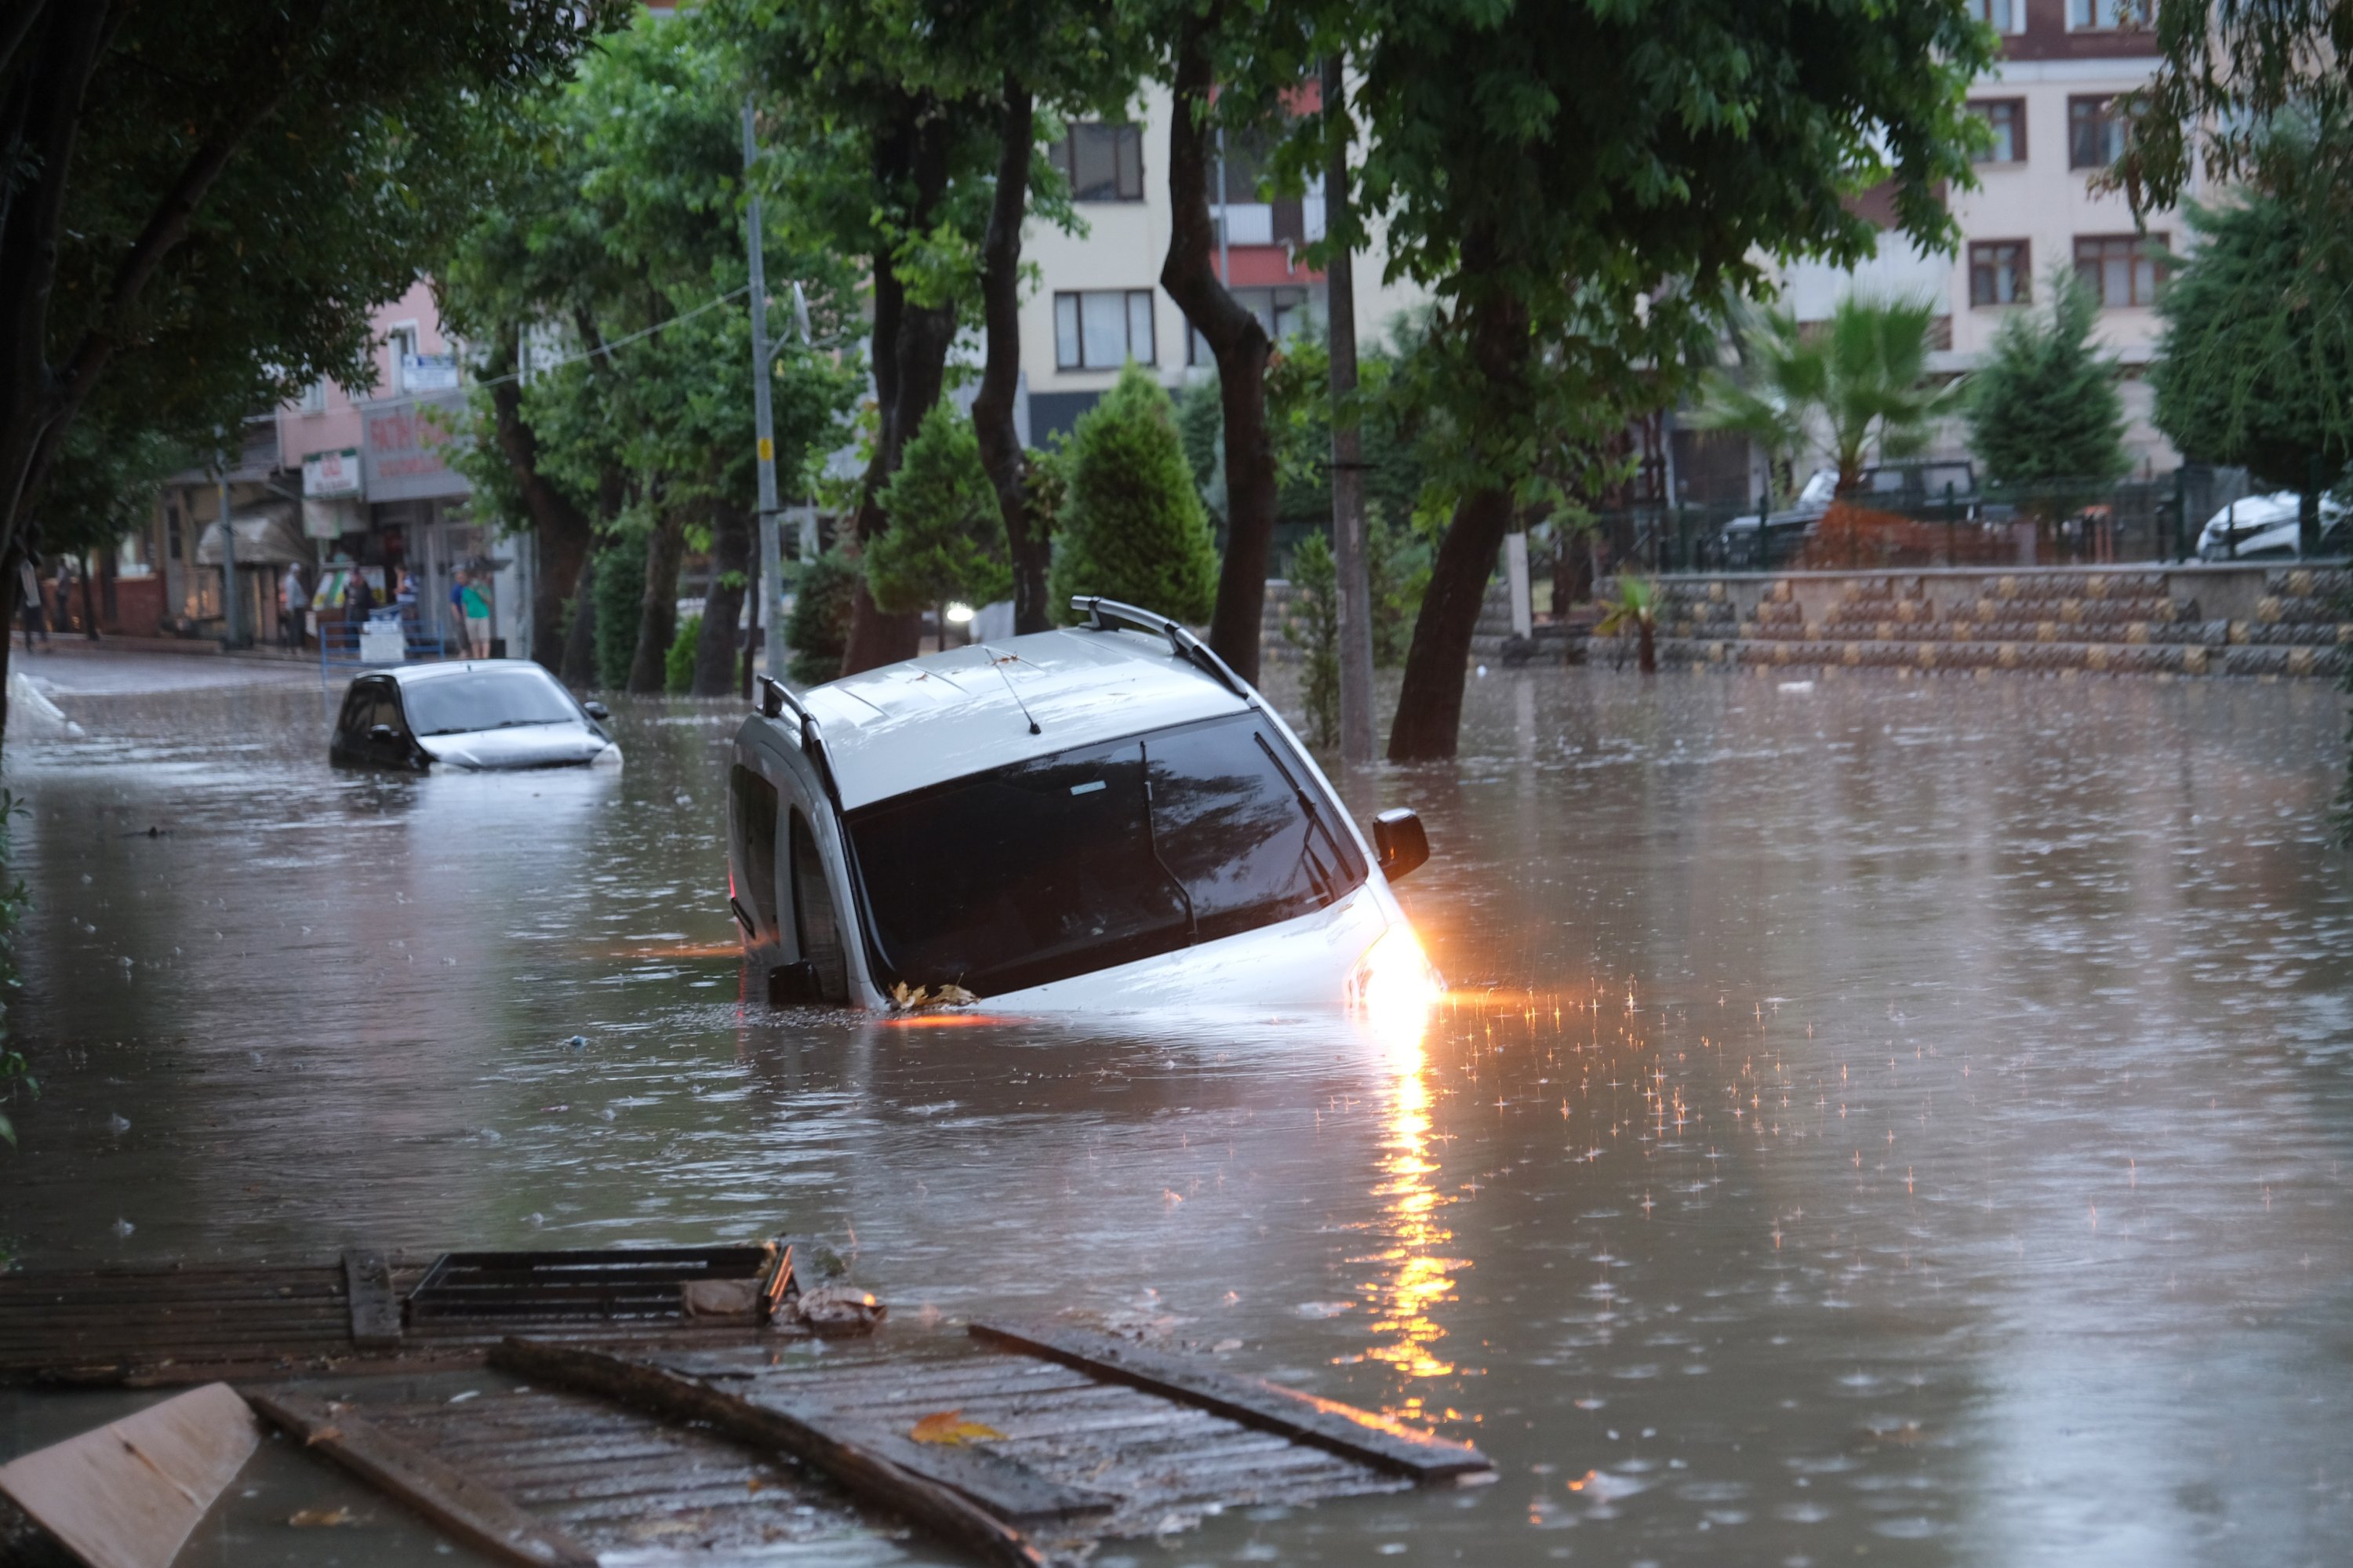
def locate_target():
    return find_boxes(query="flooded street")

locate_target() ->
[5,660,2351,1567]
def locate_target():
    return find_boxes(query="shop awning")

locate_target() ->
[195,505,309,567]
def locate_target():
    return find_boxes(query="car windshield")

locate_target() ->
[844,712,1367,999]
[1795,470,1837,506]
[402,668,580,737]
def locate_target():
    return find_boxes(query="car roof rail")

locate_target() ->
[1069,595,1249,697]
[758,675,841,805]
[756,674,809,725]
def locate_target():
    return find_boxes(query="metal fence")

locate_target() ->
[1571,468,2342,577]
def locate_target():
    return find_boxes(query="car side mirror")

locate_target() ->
[583,700,609,721]
[369,723,396,744]
[1373,808,1428,881]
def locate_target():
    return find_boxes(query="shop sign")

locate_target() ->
[303,447,362,497]
[402,353,460,392]
[362,393,471,503]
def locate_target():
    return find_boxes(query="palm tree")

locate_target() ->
[1691,295,1958,502]
[1595,573,1657,674]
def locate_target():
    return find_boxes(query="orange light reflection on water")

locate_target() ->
[1361,1029,1467,1387]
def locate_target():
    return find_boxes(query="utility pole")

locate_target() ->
[216,456,244,649]
[1322,56,1374,764]
[743,96,784,686]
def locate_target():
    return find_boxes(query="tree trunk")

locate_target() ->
[1162,3,1275,682]
[484,331,591,674]
[1638,617,1656,674]
[627,500,686,694]
[973,79,1046,635]
[560,549,598,689]
[841,100,958,676]
[1322,53,1376,763]
[695,497,751,697]
[1387,285,1530,761]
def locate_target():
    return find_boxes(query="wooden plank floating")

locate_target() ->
[493,1338,1048,1568]
[0,1241,805,1387]
[0,1382,260,1568]
[243,1389,596,1568]
[968,1320,1494,1483]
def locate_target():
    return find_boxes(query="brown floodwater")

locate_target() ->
[3,660,2350,1568]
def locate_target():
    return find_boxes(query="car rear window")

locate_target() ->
[402,668,580,737]
[844,713,1366,998]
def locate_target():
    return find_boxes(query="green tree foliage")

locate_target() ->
[2111,2,2353,213]
[439,9,858,687]
[0,2,606,647]
[1965,266,2129,506]
[1282,532,1340,749]
[1049,366,1219,626]
[593,541,648,692]
[1366,501,1429,668]
[867,402,1013,620]
[784,548,860,686]
[31,420,190,571]
[1693,297,1960,500]
[666,615,703,695]
[2149,123,2353,491]
[1283,0,1990,759]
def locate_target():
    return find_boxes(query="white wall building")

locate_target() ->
[1773,0,2184,478]
[1018,79,1430,442]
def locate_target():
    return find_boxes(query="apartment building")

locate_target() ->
[1777,0,2181,477]
[1019,79,1428,442]
[128,280,525,653]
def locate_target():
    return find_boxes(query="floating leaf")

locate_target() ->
[288,1506,355,1528]
[910,1409,1004,1445]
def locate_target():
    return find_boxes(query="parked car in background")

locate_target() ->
[329,661,620,771]
[1719,460,1990,568]
[726,598,1442,1018]
[2194,490,2348,561]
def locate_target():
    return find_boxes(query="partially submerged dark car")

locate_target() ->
[329,660,620,772]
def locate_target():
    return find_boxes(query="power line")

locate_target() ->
[333,284,755,417]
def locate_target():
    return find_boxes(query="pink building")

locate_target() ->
[127,279,526,655]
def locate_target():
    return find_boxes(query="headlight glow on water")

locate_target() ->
[1349,924,1443,1052]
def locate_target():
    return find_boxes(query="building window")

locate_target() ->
[1970,100,2025,164]
[2068,96,2125,170]
[1047,123,1144,202]
[2067,0,2142,28]
[1969,241,2031,306]
[2075,234,2168,307]
[1053,290,1155,369]
[1187,286,1315,366]
[1966,0,2024,31]
[299,378,328,414]
[385,325,419,395]
[165,504,182,562]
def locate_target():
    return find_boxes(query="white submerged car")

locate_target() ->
[726,598,1440,1017]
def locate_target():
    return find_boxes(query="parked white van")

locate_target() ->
[725,598,1439,1018]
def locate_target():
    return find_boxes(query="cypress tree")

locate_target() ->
[1050,364,1220,625]
[784,548,859,686]
[1965,266,2130,508]
[865,402,1012,625]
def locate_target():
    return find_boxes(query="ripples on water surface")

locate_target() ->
[3,665,2351,1567]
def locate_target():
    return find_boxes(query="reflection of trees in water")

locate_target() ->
[1359,1056,1467,1393]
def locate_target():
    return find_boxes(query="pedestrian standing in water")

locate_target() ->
[455,568,493,659]
[281,560,307,650]
[347,565,376,618]
[49,558,73,636]
[16,553,46,651]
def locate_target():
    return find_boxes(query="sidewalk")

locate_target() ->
[11,639,322,696]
